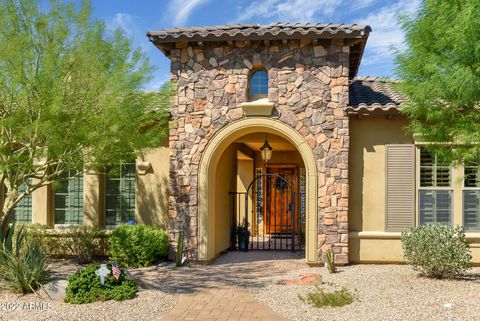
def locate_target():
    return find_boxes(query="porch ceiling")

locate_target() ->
[235,132,297,152]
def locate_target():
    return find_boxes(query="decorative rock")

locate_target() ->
[192,63,202,73]
[316,70,331,85]
[224,83,236,94]
[201,117,212,127]
[294,76,303,88]
[42,279,68,301]
[209,57,218,67]
[280,274,323,286]
[196,51,205,61]
[185,124,194,133]
[213,47,224,57]
[312,111,326,125]
[243,59,253,69]
[313,45,327,57]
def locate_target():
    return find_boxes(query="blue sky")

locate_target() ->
[76,0,420,90]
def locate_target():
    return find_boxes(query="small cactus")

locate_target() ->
[324,250,336,273]
[175,231,185,267]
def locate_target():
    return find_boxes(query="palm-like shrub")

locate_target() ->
[401,224,471,279]
[0,225,49,293]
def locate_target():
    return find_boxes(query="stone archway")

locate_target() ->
[197,118,318,263]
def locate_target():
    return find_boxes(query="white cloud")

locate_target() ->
[357,0,420,67]
[167,0,210,27]
[235,0,344,23]
[106,13,139,37]
[106,12,157,54]
[349,0,376,10]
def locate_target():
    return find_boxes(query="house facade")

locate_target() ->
[4,23,480,265]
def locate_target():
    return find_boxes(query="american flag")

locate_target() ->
[112,262,121,281]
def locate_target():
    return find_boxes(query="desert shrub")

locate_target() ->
[299,286,355,308]
[26,224,108,263]
[65,263,137,304]
[401,224,471,279]
[109,225,168,267]
[0,225,50,293]
[61,225,108,263]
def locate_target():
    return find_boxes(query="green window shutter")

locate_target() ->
[105,162,136,226]
[11,180,33,224]
[54,172,83,225]
[385,144,416,231]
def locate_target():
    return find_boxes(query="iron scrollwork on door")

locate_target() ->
[256,168,263,224]
[299,168,306,225]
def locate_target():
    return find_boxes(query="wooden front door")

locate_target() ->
[265,165,299,234]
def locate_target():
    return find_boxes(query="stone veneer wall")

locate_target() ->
[167,39,350,263]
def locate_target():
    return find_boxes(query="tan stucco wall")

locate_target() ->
[214,144,237,254]
[136,146,170,227]
[349,115,414,233]
[84,172,103,226]
[236,155,254,228]
[1,145,171,229]
[349,115,411,263]
[32,183,51,226]
[348,115,480,264]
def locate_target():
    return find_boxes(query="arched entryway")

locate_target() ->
[197,118,318,263]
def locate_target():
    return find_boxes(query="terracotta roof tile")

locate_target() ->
[147,23,371,43]
[347,77,406,114]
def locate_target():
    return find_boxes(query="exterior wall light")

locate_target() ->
[260,136,273,164]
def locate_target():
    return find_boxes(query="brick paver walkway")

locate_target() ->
[161,286,288,321]
[153,251,306,321]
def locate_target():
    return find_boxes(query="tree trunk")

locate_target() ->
[1,189,18,235]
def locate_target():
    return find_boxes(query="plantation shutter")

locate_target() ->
[464,191,480,231]
[463,163,480,231]
[386,144,415,231]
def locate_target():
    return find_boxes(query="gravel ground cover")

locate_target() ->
[0,289,176,321]
[0,260,178,321]
[250,264,480,321]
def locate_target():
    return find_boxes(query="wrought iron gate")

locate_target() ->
[229,172,306,252]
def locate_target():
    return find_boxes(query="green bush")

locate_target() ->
[299,286,355,308]
[0,225,50,293]
[26,224,108,263]
[65,263,137,304]
[401,224,471,279]
[109,225,168,267]
[62,225,108,263]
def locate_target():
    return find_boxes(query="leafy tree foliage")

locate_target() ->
[0,0,169,232]
[396,0,480,163]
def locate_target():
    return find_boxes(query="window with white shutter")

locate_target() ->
[463,161,480,231]
[418,148,452,225]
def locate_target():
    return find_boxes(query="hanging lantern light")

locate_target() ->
[260,136,273,164]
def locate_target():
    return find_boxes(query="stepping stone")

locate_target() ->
[279,273,322,286]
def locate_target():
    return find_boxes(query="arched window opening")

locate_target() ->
[248,69,268,100]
